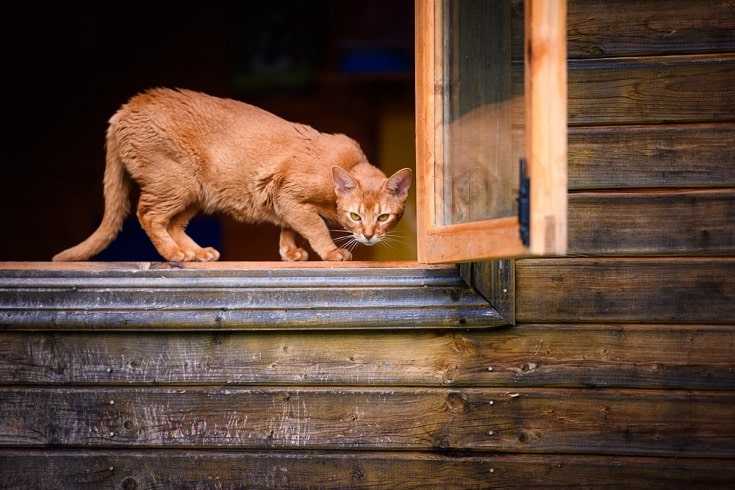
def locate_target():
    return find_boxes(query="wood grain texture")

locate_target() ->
[568,190,735,255]
[414,0,439,263]
[461,260,515,323]
[567,55,735,126]
[3,451,734,489]
[2,387,733,457]
[512,56,735,126]
[566,0,735,58]
[511,0,735,59]
[516,258,735,323]
[2,3,735,487]
[525,0,568,255]
[2,325,733,390]
[568,124,735,189]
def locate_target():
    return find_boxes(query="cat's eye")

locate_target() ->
[350,212,362,221]
[377,214,390,222]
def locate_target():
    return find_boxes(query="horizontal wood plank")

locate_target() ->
[569,124,735,189]
[2,451,734,489]
[566,0,735,58]
[475,324,735,389]
[511,57,735,130]
[516,258,735,323]
[567,56,735,126]
[512,0,735,59]
[1,387,732,457]
[2,325,734,390]
[0,263,505,330]
[568,190,735,255]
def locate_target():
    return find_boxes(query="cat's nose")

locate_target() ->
[364,233,374,240]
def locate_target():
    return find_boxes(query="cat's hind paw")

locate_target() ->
[176,246,220,261]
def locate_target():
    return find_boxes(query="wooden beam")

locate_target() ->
[525,0,568,255]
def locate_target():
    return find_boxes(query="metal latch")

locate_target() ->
[517,158,530,247]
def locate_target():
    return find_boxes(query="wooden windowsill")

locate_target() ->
[0,261,442,271]
[0,261,507,331]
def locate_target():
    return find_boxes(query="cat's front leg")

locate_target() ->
[281,208,351,261]
[305,231,352,262]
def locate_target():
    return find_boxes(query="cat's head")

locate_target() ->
[332,166,412,247]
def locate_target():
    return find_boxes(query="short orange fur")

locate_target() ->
[53,88,412,262]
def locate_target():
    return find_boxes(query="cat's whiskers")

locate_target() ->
[328,228,359,253]
[330,228,407,255]
[350,243,361,253]
[335,237,360,253]
[332,234,356,244]
[375,231,404,252]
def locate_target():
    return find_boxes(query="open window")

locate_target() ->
[0,1,568,333]
[415,0,567,264]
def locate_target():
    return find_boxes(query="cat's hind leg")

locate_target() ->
[279,227,309,261]
[168,206,220,261]
[136,193,215,262]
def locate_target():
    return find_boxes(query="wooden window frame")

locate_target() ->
[2,1,566,328]
[415,0,567,264]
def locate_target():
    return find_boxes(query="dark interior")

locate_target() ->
[1,1,415,261]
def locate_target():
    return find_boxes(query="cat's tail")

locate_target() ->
[53,126,131,261]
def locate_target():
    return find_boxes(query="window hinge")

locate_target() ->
[517,157,530,247]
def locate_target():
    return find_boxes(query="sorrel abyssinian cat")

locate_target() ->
[53,88,412,262]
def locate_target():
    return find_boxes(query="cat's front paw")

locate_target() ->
[322,248,352,261]
[193,247,220,261]
[280,246,309,261]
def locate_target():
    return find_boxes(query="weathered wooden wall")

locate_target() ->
[2,264,734,488]
[512,0,735,485]
[1,0,734,487]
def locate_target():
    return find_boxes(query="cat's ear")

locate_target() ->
[332,166,357,197]
[385,168,412,200]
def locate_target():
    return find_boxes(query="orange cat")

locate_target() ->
[53,88,412,262]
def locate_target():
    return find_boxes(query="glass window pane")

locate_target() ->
[441,0,523,225]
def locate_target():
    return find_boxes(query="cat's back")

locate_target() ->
[111,87,276,129]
